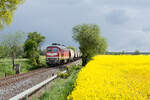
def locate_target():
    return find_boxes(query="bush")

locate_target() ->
[57,71,69,79]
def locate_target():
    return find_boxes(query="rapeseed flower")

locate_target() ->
[68,55,150,100]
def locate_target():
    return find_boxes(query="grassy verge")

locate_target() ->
[0,56,46,78]
[37,65,82,100]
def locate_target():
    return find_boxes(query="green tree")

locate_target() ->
[24,32,45,66]
[72,24,107,66]
[0,45,5,58]
[24,40,37,58]
[27,32,45,46]
[39,49,46,56]
[26,32,45,52]
[0,32,25,69]
[0,44,10,58]
[134,50,140,55]
[121,50,125,54]
[0,0,24,29]
[67,46,76,52]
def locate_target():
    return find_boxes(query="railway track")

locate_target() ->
[0,59,81,100]
[0,68,49,87]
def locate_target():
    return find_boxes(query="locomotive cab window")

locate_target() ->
[53,48,59,52]
[47,48,52,52]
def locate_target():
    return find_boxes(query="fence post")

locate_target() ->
[15,64,21,74]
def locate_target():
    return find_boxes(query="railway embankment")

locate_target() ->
[36,64,82,100]
[0,59,81,100]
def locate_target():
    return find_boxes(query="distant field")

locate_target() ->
[0,56,46,78]
[68,55,150,100]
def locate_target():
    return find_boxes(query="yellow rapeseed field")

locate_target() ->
[68,55,150,100]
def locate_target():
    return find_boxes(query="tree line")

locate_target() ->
[0,32,45,70]
[0,24,108,69]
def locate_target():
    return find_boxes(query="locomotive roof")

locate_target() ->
[47,45,68,50]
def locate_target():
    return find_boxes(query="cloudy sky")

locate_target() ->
[1,0,150,51]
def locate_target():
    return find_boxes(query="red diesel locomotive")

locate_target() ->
[46,43,81,66]
[46,44,69,65]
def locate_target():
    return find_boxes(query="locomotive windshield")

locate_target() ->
[53,48,58,52]
[47,48,52,52]
[47,47,59,52]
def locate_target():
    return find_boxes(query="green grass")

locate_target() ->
[40,56,46,64]
[0,56,46,78]
[38,66,81,100]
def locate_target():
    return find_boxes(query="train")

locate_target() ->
[46,43,81,66]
